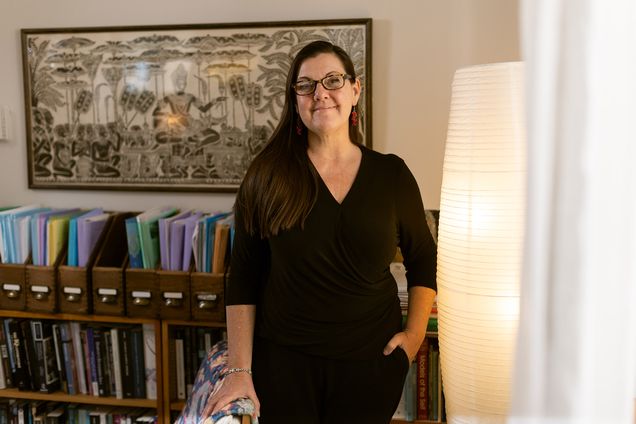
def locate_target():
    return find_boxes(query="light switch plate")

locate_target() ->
[0,107,11,141]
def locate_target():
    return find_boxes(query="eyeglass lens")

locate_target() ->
[294,74,348,95]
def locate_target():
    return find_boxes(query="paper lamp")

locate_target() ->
[437,62,526,423]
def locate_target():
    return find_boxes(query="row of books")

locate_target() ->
[0,318,156,400]
[0,206,108,267]
[0,400,157,424]
[124,207,233,272]
[168,326,226,401]
[393,337,445,422]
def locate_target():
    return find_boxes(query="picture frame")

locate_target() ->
[21,18,372,192]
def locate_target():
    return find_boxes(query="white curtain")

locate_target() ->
[510,1,636,423]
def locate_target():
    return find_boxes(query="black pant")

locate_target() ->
[252,338,410,424]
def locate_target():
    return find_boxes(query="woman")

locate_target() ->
[205,40,437,423]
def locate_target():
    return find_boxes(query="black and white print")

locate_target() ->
[22,19,371,191]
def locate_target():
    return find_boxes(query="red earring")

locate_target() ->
[350,106,359,126]
[296,118,303,135]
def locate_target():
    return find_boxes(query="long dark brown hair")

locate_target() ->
[235,40,362,238]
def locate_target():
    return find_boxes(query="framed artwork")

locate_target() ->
[21,18,372,192]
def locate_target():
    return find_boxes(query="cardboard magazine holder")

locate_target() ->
[57,214,114,314]
[157,268,191,320]
[125,265,160,319]
[92,212,136,316]
[25,247,67,313]
[0,261,28,311]
[189,271,225,322]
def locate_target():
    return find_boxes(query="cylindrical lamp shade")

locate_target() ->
[437,62,525,423]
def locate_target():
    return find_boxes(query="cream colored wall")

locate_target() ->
[0,0,519,211]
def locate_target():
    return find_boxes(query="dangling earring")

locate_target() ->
[296,116,303,135]
[350,106,359,127]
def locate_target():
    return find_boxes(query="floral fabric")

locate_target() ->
[174,340,255,424]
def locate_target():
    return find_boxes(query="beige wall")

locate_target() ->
[0,0,519,211]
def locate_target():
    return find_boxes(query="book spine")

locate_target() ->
[58,322,77,395]
[129,327,146,399]
[85,327,99,396]
[69,322,88,394]
[416,338,429,420]
[93,327,110,397]
[30,320,48,392]
[0,323,11,388]
[125,218,143,269]
[41,322,61,393]
[109,328,123,400]
[141,323,156,400]
[174,329,186,400]
[118,327,134,399]
[8,320,32,391]
[50,324,68,393]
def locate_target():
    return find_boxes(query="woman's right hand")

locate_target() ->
[202,372,261,420]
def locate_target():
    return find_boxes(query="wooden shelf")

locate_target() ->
[0,310,157,324]
[0,388,156,408]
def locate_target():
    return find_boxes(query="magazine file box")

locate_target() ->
[57,214,114,314]
[92,212,136,316]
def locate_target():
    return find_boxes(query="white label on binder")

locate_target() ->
[163,292,183,299]
[197,293,218,301]
[2,284,20,291]
[132,291,151,298]
[98,288,117,296]
[31,285,50,293]
[63,287,82,294]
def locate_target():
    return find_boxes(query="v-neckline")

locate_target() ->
[310,145,365,206]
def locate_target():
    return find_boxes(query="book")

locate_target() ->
[181,212,203,272]
[50,323,68,393]
[31,320,60,393]
[102,330,115,397]
[174,330,186,400]
[136,206,178,269]
[416,338,430,420]
[69,321,88,394]
[109,327,123,400]
[84,326,99,396]
[5,319,32,391]
[58,322,77,395]
[142,323,157,400]
[125,217,143,269]
[45,209,82,265]
[0,205,45,264]
[202,212,230,272]
[158,210,192,271]
[93,326,111,397]
[0,323,12,388]
[76,209,109,267]
[129,326,146,399]
[212,214,233,274]
[118,326,134,398]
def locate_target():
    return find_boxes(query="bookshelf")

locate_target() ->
[0,310,162,418]
[390,330,445,424]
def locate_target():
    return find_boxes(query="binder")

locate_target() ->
[157,269,191,320]
[125,267,159,319]
[0,262,27,310]
[92,212,136,316]
[57,215,114,314]
[190,272,225,322]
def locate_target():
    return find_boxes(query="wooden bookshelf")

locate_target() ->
[0,310,163,419]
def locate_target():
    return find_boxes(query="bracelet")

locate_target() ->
[224,367,253,377]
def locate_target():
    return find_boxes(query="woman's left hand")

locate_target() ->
[383,329,423,362]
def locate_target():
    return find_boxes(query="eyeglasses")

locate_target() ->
[292,73,353,96]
